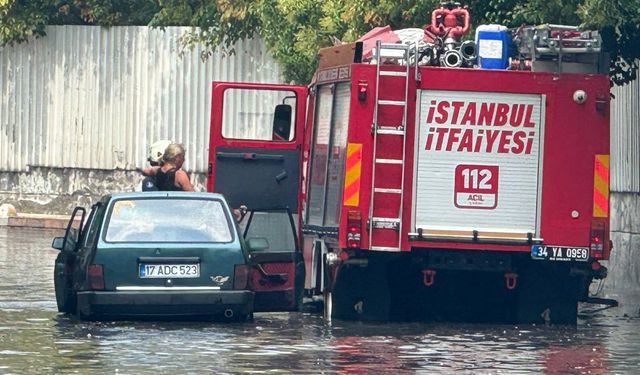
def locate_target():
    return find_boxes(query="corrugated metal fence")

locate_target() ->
[611,78,640,193]
[0,26,282,174]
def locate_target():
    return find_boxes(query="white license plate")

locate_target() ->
[531,245,589,262]
[139,264,200,278]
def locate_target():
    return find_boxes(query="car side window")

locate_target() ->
[82,203,105,250]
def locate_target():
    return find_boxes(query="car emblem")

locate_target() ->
[210,275,229,286]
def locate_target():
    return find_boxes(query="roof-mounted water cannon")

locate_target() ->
[425,1,471,39]
[421,2,476,68]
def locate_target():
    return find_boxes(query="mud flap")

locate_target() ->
[513,264,579,325]
[331,260,391,321]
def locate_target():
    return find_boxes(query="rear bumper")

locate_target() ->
[76,290,253,320]
[254,289,297,312]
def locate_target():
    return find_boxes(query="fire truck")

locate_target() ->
[207,4,614,324]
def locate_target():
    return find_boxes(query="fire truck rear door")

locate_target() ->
[208,82,307,311]
[208,82,307,213]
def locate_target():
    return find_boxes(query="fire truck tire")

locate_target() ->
[331,261,391,321]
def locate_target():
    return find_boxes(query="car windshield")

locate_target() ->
[104,198,233,243]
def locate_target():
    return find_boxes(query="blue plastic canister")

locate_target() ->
[475,25,510,69]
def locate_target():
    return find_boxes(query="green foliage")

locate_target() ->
[0,0,638,85]
[578,0,640,85]
[0,1,52,45]
[0,0,160,46]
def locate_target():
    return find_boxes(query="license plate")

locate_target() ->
[139,264,200,278]
[531,245,589,262]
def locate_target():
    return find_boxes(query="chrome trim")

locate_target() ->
[116,286,221,291]
[408,232,543,244]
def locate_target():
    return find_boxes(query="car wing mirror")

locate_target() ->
[246,237,269,252]
[52,237,64,251]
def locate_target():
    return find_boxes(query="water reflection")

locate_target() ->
[1,227,639,374]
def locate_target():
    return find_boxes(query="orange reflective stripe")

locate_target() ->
[593,155,609,218]
[343,143,362,206]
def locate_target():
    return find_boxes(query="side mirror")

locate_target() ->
[52,237,65,251]
[246,237,270,252]
[272,104,292,141]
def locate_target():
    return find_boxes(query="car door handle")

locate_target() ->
[255,264,288,283]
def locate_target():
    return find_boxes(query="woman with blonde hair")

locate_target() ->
[141,143,194,191]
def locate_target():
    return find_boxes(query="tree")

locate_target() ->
[161,0,640,85]
[1,0,638,85]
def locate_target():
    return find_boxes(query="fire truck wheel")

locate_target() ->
[331,261,391,321]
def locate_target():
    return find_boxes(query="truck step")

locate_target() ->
[375,158,403,164]
[379,71,407,77]
[376,126,405,135]
[370,246,401,252]
[379,43,411,51]
[378,100,406,106]
[374,187,402,194]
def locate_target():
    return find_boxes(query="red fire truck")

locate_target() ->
[207,12,614,324]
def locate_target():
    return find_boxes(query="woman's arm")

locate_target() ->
[139,166,160,176]
[175,170,195,191]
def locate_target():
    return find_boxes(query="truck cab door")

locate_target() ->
[241,208,304,312]
[207,82,307,214]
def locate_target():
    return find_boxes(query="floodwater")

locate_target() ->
[1,227,639,374]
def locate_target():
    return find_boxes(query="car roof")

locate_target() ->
[107,191,227,200]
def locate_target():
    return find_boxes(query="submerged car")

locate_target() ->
[53,192,254,321]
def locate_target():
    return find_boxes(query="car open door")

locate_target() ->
[240,208,304,312]
[207,82,307,215]
[52,206,86,313]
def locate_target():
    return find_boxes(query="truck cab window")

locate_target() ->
[222,88,297,141]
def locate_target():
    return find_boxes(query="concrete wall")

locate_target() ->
[0,167,207,214]
[603,193,640,313]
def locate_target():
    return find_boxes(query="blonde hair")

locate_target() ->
[162,143,185,163]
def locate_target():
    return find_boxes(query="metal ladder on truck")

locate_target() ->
[368,40,412,251]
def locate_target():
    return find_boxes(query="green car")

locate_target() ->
[53,192,254,321]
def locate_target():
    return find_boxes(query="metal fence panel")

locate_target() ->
[0,26,282,173]
[611,77,640,193]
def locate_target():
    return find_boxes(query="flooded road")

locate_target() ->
[1,227,639,374]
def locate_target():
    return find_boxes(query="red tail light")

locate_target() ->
[347,210,362,249]
[88,264,105,290]
[590,226,605,259]
[234,264,249,289]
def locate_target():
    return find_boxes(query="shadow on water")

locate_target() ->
[1,227,640,374]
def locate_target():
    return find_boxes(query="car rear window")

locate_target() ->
[104,198,233,243]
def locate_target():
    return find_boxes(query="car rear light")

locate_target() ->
[590,225,605,259]
[233,264,249,289]
[88,264,105,290]
[347,210,362,249]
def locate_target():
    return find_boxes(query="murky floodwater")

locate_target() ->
[1,227,639,374]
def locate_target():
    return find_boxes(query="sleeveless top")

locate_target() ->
[141,176,158,191]
[155,168,182,191]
